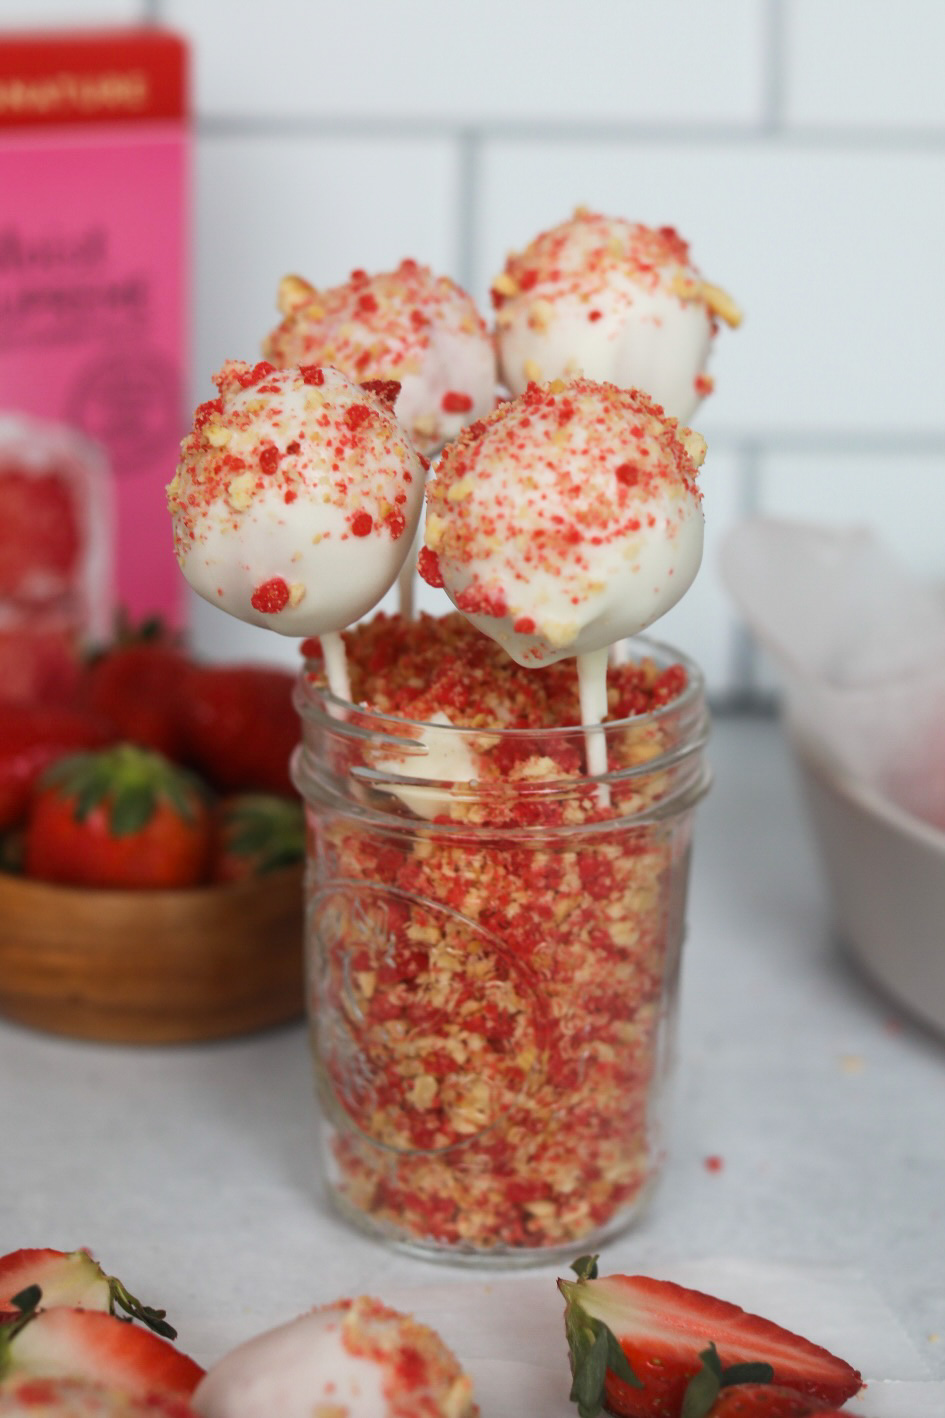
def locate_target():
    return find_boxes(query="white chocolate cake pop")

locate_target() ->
[418,377,707,670]
[167,360,424,669]
[492,209,741,422]
[193,1296,477,1418]
[263,260,497,458]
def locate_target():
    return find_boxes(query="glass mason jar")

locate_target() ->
[292,636,710,1263]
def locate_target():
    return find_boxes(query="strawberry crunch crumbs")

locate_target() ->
[298,613,705,1253]
[337,1297,477,1418]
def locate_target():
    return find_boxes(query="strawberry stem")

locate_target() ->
[107,1276,177,1340]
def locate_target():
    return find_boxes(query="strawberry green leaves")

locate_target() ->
[681,1344,774,1418]
[562,1257,641,1418]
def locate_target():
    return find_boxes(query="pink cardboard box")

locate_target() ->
[0,28,190,636]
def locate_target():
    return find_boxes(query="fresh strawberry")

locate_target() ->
[24,746,212,889]
[0,1288,203,1400]
[0,1250,175,1338]
[0,1374,197,1415]
[0,623,84,708]
[559,1256,862,1418]
[210,793,305,883]
[179,664,299,796]
[0,706,114,832]
[84,621,193,759]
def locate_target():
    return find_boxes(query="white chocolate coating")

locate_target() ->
[492,210,740,423]
[193,1298,476,1418]
[167,362,424,637]
[420,378,706,667]
[264,262,497,457]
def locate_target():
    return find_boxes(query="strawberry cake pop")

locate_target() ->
[491,208,740,422]
[193,1297,477,1418]
[167,361,424,699]
[419,377,707,789]
[263,261,496,459]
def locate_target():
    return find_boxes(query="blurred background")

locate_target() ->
[3,0,944,704]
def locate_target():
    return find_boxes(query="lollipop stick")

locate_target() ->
[396,524,419,621]
[577,646,610,807]
[320,629,352,704]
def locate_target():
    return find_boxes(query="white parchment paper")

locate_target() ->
[721,519,945,829]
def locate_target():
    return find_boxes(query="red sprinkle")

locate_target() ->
[456,583,508,619]
[442,390,473,414]
[259,444,281,474]
[351,510,374,537]
[251,577,290,614]
[239,360,275,388]
[345,404,372,431]
[194,397,223,430]
[513,616,536,634]
[417,546,443,588]
[615,462,639,487]
[704,1154,725,1173]
[357,292,379,315]
[386,510,407,540]
[301,365,325,385]
[361,378,401,409]
[588,309,603,322]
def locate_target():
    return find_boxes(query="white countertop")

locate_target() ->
[2,717,943,1390]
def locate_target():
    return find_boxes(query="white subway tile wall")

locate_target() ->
[4,0,943,697]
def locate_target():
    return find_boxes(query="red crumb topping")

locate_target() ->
[301,612,694,1253]
[319,611,686,730]
[261,259,494,455]
[361,378,402,408]
[417,546,444,588]
[251,577,290,613]
[167,362,421,559]
[423,378,702,609]
[491,209,695,309]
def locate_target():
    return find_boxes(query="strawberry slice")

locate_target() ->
[0,1249,175,1338]
[559,1256,862,1418]
[697,1384,856,1418]
[0,1289,203,1399]
[0,1374,197,1416]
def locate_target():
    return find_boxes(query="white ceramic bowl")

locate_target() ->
[792,737,945,1038]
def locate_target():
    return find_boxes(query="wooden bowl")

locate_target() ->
[0,866,305,1044]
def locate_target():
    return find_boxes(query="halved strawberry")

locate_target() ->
[0,1289,203,1399]
[559,1257,862,1418]
[697,1384,854,1418]
[0,1374,197,1415]
[0,1250,175,1338]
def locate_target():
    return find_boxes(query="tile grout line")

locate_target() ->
[194,113,945,152]
[453,130,482,295]
[762,0,787,133]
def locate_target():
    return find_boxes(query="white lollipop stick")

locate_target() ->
[397,520,421,620]
[577,646,610,808]
[320,629,352,704]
